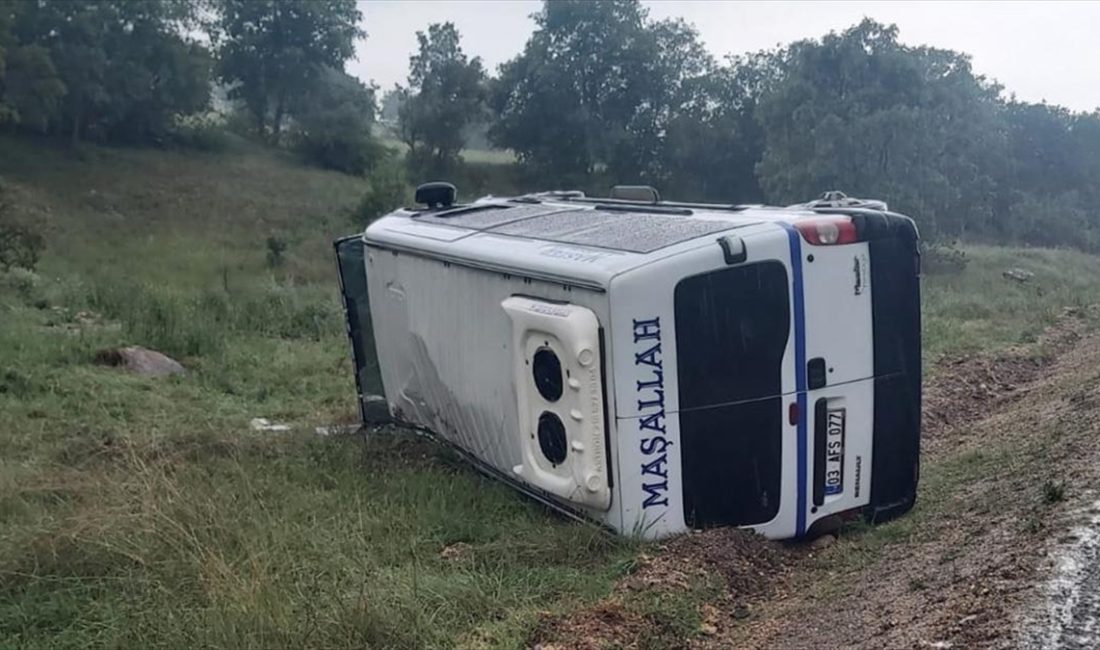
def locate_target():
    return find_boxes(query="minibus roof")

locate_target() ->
[362,194,884,291]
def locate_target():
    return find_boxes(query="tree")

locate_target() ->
[1071,111,1100,214]
[397,22,486,176]
[610,16,713,185]
[0,0,65,131]
[6,0,209,144]
[290,66,379,175]
[379,88,403,123]
[212,0,362,142]
[660,52,780,202]
[0,1,12,123]
[753,19,1006,237]
[490,0,711,188]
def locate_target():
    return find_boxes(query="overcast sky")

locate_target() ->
[351,0,1100,113]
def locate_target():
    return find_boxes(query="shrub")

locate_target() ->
[1041,479,1067,505]
[168,113,233,152]
[0,182,45,271]
[921,241,969,276]
[356,161,409,223]
[265,236,287,268]
[0,266,42,304]
[292,67,383,176]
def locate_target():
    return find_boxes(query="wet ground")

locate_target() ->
[1022,498,1100,649]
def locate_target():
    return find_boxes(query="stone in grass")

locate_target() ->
[251,418,291,432]
[93,346,186,377]
[1002,268,1035,283]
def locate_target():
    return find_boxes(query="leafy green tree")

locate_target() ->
[1071,111,1100,212]
[397,22,486,176]
[490,0,711,188]
[212,0,362,142]
[611,16,712,184]
[0,44,65,132]
[7,0,209,144]
[379,88,403,123]
[0,1,11,123]
[660,52,778,202]
[491,0,648,183]
[290,66,380,175]
[0,0,65,131]
[754,19,1006,236]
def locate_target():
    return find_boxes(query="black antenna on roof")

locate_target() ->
[415,182,457,209]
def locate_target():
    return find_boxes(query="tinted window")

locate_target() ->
[674,261,790,527]
[675,261,790,408]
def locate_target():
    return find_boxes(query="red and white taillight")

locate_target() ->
[794,216,859,245]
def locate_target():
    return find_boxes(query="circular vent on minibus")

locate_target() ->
[532,347,564,402]
[537,411,568,465]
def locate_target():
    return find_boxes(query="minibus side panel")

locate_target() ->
[362,243,625,531]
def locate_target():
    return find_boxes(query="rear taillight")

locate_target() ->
[794,217,859,245]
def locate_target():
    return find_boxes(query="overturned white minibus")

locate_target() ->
[335,184,921,540]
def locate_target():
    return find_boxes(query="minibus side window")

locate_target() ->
[674,261,789,527]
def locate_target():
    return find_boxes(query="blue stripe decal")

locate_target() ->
[781,223,809,537]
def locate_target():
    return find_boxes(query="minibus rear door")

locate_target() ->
[786,221,876,534]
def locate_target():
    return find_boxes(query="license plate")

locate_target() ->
[824,408,845,495]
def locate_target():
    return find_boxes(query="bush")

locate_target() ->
[168,113,233,152]
[921,241,969,276]
[0,267,42,304]
[0,182,45,271]
[1041,479,1067,504]
[265,236,287,268]
[292,67,383,176]
[356,162,409,223]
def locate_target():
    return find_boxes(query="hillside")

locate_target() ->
[4,137,1100,648]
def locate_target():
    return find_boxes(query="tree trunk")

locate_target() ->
[70,96,83,148]
[254,104,267,139]
[272,89,287,145]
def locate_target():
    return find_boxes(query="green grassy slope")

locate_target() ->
[923,245,1100,360]
[0,136,635,649]
[3,134,1100,648]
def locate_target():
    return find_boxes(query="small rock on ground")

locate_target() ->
[93,346,185,377]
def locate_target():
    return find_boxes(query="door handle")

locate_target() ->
[808,357,827,390]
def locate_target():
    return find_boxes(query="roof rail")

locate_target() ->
[793,191,888,211]
[594,203,693,216]
[550,195,749,213]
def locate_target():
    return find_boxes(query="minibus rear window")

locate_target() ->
[675,261,790,408]
[674,261,790,527]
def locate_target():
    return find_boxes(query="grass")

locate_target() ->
[3,131,1100,647]
[0,134,635,649]
[922,245,1100,361]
